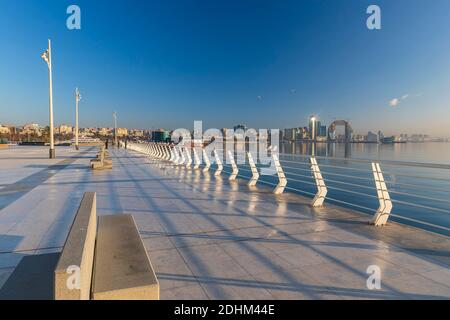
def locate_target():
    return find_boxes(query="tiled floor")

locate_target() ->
[0,146,449,299]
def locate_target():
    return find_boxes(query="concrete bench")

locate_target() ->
[54,192,97,300]
[92,214,159,300]
[91,147,112,170]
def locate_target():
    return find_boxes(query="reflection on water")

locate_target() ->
[281,142,450,164]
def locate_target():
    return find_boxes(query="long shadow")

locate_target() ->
[0,253,59,300]
[204,171,450,294]
[141,153,413,299]
[33,158,95,251]
[115,151,228,299]
[157,273,447,300]
[140,231,380,251]
[104,149,126,215]
[0,147,95,211]
[127,153,323,299]
[40,177,179,186]
[25,164,90,170]
[100,206,311,221]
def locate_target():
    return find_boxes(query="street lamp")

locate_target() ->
[310,116,316,141]
[75,88,81,150]
[41,39,55,159]
[113,111,117,146]
[310,116,317,157]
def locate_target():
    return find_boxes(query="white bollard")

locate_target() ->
[202,148,211,173]
[371,163,393,226]
[311,157,327,207]
[272,149,287,194]
[228,150,238,181]
[193,148,200,170]
[165,145,171,160]
[159,144,164,159]
[247,152,259,186]
[185,147,192,168]
[157,144,162,158]
[174,146,180,165]
[151,144,156,157]
[214,149,223,176]
[179,147,186,165]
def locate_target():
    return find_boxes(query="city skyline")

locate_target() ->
[1,1,450,137]
[1,120,444,142]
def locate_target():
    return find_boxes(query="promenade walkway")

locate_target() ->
[0,146,449,299]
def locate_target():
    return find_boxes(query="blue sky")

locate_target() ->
[0,0,449,136]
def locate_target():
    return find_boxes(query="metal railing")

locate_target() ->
[125,141,450,236]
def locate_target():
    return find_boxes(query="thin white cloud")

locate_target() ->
[389,92,418,108]
[389,98,400,107]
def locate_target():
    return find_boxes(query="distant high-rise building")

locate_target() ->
[367,131,378,143]
[309,115,319,140]
[318,125,327,137]
[283,128,297,141]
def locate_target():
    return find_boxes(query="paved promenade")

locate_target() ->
[0,146,449,299]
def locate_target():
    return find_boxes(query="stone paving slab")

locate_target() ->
[0,146,449,300]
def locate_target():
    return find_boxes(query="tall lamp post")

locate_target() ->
[113,111,117,146]
[41,39,55,159]
[310,116,316,157]
[75,88,81,150]
[310,116,316,141]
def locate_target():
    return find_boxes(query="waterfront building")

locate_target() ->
[367,131,379,143]
[0,126,10,135]
[283,128,297,141]
[116,128,128,137]
[318,125,327,137]
[153,130,170,142]
[55,124,73,135]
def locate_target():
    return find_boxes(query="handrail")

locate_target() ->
[127,142,450,235]
[278,152,450,170]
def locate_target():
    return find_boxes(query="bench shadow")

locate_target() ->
[0,253,60,300]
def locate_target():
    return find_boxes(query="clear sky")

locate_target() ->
[0,0,449,136]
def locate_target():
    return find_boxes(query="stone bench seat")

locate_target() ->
[96,151,109,158]
[92,214,159,300]
[53,193,158,300]
[90,147,112,170]
[54,192,97,300]
[90,158,112,170]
